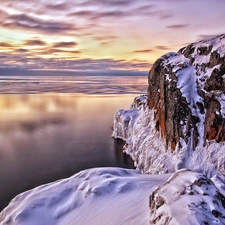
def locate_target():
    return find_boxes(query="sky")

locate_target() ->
[0,0,225,76]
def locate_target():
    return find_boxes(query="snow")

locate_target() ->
[149,169,225,225]
[2,167,225,225]
[112,95,147,140]
[217,93,225,117]
[112,34,225,178]
[112,92,225,178]
[0,167,170,225]
[111,108,141,140]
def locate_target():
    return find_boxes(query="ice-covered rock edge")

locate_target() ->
[112,96,225,177]
[149,169,225,225]
[112,34,225,179]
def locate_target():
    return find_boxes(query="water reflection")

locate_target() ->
[114,139,133,166]
[0,94,135,211]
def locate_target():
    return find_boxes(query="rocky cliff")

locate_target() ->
[148,33,225,150]
[113,33,225,177]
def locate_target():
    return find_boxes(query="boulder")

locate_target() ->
[149,169,225,225]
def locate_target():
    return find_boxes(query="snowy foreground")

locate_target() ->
[1,168,225,225]
[0,168,170,225]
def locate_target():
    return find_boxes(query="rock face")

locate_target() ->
[149,169,225,225]
[148,33,225,149]
[113,34,225,177]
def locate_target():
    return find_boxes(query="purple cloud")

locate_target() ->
[45,2,70,11]
[196,33,223,41]
[41,49,81,55]
[1,13,76,34]
[52,42,77,48]
[16,48,29,53]
[166,24,189,29]
[0,50,151,75]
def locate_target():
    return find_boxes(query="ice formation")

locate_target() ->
[113,34,225,178]
[149,169,225,225]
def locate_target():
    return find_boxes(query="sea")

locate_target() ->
[0,75,148,211]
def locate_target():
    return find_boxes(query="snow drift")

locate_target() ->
[0,168,170,225]
[1,168,225,225]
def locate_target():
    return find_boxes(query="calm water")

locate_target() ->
[0,75,147,94]
[0,75,148,211]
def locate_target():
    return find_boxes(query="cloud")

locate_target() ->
[0,50,151,75]
[70,9,131,21]
[52,42,77,48]
[0,1,174,40]
[105,0,132,7]
[92,11,130,19]
[1,13,76,34]
[68,2,164,22]
[196,33,223,42]
[93,35,117,41]
[166,24,189,29]
[79,0,134,8]
[45,2,70,11]
[154,46,170,50]
[135,4,174,20]
[0,9,9,20]
[0,42,14,48]
[92,35,117,45]
[159,13,173,19]
[100,41,114,46]
[16,48,29,53]
[133,49,153,53]
[41,48,81,55]
[24,40,47,46]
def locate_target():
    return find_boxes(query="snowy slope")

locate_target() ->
[0,168,170,225]
[1,168,225,225]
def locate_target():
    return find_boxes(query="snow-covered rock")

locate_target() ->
[113,33,225,178]
[112,95,147,140]
[149,169,225,225]
[2,167,225,225]
[0,167,170,225]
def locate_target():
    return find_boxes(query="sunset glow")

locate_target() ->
[0,0,225,75]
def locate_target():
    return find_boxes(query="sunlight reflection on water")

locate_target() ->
[0,75,148,211]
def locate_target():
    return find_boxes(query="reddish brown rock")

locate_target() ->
[147,34,225,150]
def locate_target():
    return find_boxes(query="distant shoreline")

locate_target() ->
[0,70,148,77]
